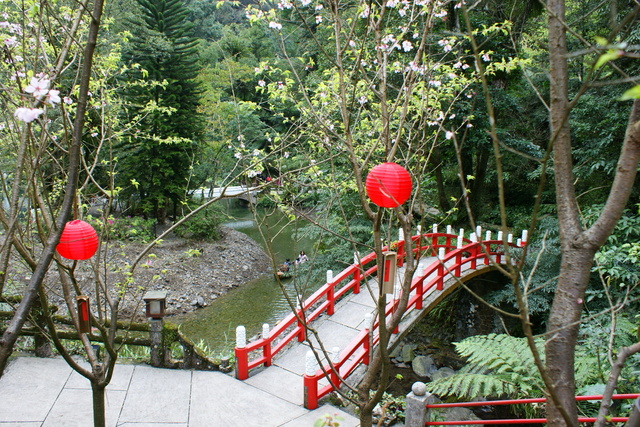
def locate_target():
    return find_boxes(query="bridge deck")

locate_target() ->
[242,254,497,405]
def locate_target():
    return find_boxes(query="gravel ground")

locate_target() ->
[9,227,273,322]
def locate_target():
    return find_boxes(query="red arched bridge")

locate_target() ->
[234,225,527,410]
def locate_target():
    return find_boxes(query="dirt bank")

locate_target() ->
[15,227,273,322]
[119,227,272,319]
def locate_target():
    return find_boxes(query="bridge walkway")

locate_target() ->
[242,253,491,406]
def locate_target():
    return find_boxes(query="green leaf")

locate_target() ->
[594,36,608,46]
[594,50,621,70]
[620,85,640,101]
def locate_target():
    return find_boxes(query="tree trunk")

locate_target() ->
[91,381,106,427]
[545,246,595,425]
[0,0,105,378]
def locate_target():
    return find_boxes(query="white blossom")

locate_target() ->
[46,89,60,105]
[358,96,368,105]
[482,53,490,62]
[360,4,370,18]
[14,107,43,123]
[63,96,73,105]
[258,80,266,87]
[402,40,413,52]
[24,76,50,98]
[434,9,447,18]
[4,36,17,47]
[315,15,322,23]
[445,131,454,140]
[269,21,283,30]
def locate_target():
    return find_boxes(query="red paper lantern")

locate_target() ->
[365,162,412,208]
[57,220,99,260]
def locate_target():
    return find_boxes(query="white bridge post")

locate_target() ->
[236,325,246,348]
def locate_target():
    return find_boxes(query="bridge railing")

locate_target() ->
[302,231,524,409]
[404,390,640,426]
[235,249,380,380]
[235,226,526,404]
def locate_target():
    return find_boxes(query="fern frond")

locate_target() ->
[426,373,515,400]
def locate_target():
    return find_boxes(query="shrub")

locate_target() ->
[174,206,224,240]
[87,215,156,243]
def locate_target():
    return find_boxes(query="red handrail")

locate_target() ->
[235,230,522,408]
[301,234,520,409]
[235,249,379,380]
[424,394,640,425]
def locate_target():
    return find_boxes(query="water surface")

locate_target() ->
[173,201,317,351]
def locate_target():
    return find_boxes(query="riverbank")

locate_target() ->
[11,226,273,322]
[121,226,273,319]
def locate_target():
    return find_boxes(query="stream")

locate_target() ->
[172,200,317,351]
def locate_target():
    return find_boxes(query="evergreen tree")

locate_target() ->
[118,0,204,221]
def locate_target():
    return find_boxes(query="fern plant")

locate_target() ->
[426,334,545,400]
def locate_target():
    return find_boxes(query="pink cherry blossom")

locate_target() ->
[24,76,50,98]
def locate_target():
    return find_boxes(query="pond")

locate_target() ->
[172,200,318,352]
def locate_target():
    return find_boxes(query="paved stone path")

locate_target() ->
[0,356,358,426]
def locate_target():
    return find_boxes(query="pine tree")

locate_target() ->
[118,0,204,221]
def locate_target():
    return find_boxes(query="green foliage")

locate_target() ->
[117,0,205,218]
[87,215,156,243]
[174,205,225,240]
[314,413,344,427]
[426,334,546,402]
[589,205,640,290]
[300,214,374,277]
[577,313,640,395]
[486,215,559,323]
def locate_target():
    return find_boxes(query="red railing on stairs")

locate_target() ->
[235,228,525,409]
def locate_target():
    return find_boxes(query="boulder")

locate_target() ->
[401,343,418,362]
[431,367,455,381]
[412,355,437,378]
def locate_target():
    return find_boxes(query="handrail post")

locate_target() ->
[296,305,306,342]
[454,238,463,276]
[415,276,424,310]
[353,252,362,293]
[303,350,319,409]
[326,270,335,315]
[397,228,405,267]
[363,313,372,365]
[405,382,436,427]
[470,234,478,270]
[235,325,248,380]
[330,346,341,389]
[436,248,445,290]
[262,324,272,367]
[484,231,492,265]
